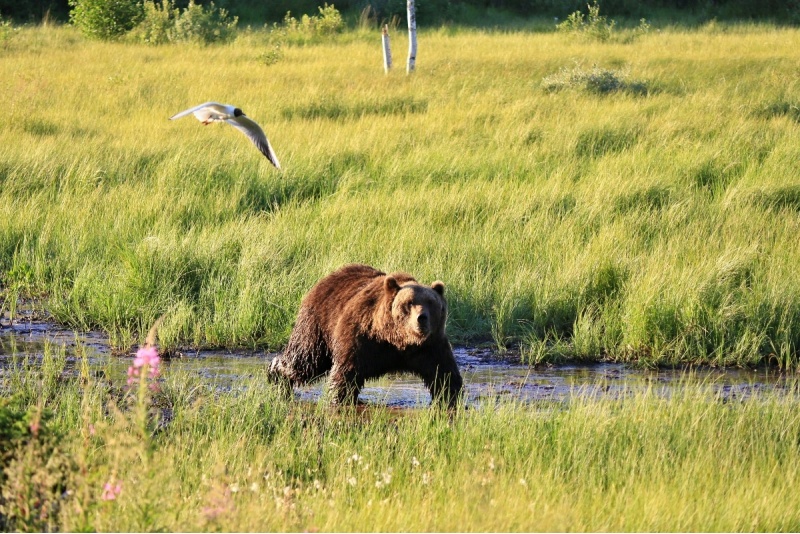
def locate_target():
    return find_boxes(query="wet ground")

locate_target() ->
[0,319,793,408]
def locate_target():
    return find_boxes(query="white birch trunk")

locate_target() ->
[382,25,392,74]
[406,0,417,73]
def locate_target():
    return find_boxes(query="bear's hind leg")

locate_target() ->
[268,312,333,388]
[327,362,364,405]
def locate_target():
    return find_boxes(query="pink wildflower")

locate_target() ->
[101,482,123,501]
[29,419,40,436]
[128,346,160,384]
[126,365,139,386]
[134,346,160,369]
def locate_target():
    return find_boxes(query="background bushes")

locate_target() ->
[129,0,237,44]
[3,0,800,26]
[67,0,143,39]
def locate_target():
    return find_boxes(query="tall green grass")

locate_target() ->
[1,23,800,365]
[3,345,800,531]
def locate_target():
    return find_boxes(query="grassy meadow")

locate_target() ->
[3,343,800,531]
[1,21,800,367]
[3,20,800,530]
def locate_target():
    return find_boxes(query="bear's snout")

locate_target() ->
[412,308,432,336]
[416,312,430,332]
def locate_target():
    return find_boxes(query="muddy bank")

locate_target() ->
[0,319,792,408]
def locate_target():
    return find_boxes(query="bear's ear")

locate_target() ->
[385,276,401,295]
[431,281,445,296]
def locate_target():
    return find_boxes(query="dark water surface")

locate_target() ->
[0,320,792,408]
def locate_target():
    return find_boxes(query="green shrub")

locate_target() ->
[557,1,649,43]
[557,1,615,42]
[312,3,343,36]
[0,15,12,47]
[131,0,237,45]
[269,3,343,45]
[0,400,72,533]
[68,0,144,40]
[132,0,176,45]
[0,400,30,458]
[542,64,650,95]
[626,18,651,42]
[257,43,284,65]
[173,0,237,44]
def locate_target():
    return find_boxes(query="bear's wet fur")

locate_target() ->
[269,264,463,407]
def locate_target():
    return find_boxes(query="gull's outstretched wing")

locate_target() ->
[170,102,229,121]
[226,115,281,169]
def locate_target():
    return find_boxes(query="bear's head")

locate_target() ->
[385,276,447,345]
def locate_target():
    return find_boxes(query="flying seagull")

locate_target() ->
[170,102,281,169]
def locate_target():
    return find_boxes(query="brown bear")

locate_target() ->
[268,264,463,408]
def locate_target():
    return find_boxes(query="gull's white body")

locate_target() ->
[170,102,281,169]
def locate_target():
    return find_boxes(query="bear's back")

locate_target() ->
[304,264,383,304]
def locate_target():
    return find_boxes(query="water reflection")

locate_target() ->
[0,320,791,408]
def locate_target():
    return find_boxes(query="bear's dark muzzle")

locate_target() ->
[415,313,431,336]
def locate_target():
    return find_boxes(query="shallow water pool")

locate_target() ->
[0,319,791,408]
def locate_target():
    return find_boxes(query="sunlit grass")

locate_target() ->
[3,344,800,531]
[1,23,800,365]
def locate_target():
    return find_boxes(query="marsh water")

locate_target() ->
[0,319,793,407]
